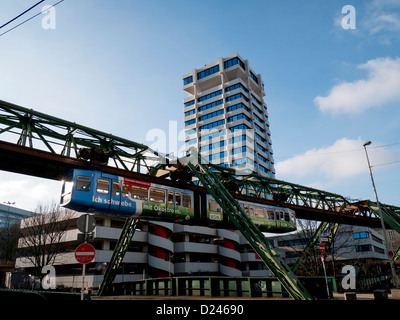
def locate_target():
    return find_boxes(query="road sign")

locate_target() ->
[319,242,325,254]
[77,214,96,233]
[75,243,95,264]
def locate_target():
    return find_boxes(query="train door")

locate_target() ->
[94,173,120,212]
[110,181,121,211]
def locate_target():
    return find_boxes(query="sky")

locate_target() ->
[0,0,399,211]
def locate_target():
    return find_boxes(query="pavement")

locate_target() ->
[91,291,399,300]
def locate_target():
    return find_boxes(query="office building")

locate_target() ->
[183,53,275,177]
[0,203,33,228]
[15,213,270,291]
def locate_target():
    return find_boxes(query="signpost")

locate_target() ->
[75,243,95,264]
[319,242,330,298]
[75,214,96,300]
[319,242,325,254]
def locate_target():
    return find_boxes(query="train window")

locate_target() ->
[167,192,174,204]
[266,210,274,220]
[244,205,250,216]
[175,193,181,206]
[112,182,120,196]
[76,176,91,191]
[182,194,191,208]
[97,179,109,194]
[62,175,73,195]
[209,199,221,212]
[279,211,285,221]
[132,186,148,200]
[255,207,265,218]
[150,188,165,203]
[122,184,129,197]
[250,207,254,217]
[284,212,290,222]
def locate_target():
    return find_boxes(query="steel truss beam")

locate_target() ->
[0,99,167,173]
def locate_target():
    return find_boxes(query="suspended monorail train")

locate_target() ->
[60,169,296,233]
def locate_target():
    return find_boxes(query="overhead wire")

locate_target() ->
[0,0,45,30]
[0,0,64,38]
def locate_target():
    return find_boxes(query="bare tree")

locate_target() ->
[17,202,73,278]
[289,220,354,277]
[291,219,322,276]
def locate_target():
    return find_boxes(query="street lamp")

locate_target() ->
[363,141,399,288]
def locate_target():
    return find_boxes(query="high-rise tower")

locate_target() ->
[183,54,275,177]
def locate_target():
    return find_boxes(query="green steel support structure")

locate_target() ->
[182,150,315,300]
[1,100,400,297]
[98,217,139,296]
[292,222,339,273]
[367,201,400,263]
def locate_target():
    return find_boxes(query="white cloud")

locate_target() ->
[366,13,400,35]
[314,57,400,114]
[275,137,397,181]
[0,173,61,211]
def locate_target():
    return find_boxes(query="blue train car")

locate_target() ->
[60,169,296,232]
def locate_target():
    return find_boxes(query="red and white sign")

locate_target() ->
[75,243,95,264]
[319,242,325,254]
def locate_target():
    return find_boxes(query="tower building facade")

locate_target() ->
[183,54,275,177]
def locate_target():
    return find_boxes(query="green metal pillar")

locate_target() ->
[98,217,139,296]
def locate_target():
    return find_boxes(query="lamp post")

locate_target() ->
[363,141,399,289]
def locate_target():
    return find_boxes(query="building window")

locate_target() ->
[355,244,371,252]
[198,109,224,122]
[199,119,225,131]
[224,57,245,70]
[198,99,223,112]
[250,71,259,84]
[374,246,385,254]
[186,128,196,135]
[185,138,197,146]
[231,146,246,155]
[197,65,220,80]
[227,103,250,113]
[226,93,249,103]
[227,113,252,123]
[184,100,195,107]
[229,124,250,132]
[353,232,369,240]
[185,118,196,126]
[183,76,193,85]
[198,90,222,102]
[225,82,248,93]
[184,109,196,117]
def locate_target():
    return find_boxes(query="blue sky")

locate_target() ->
[0,0,399,211]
